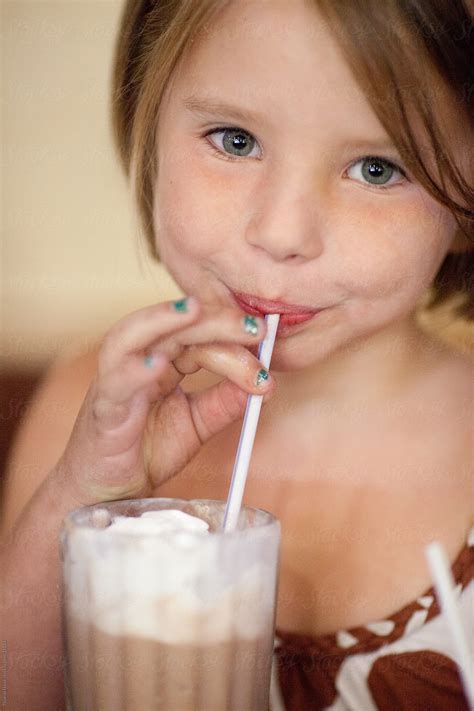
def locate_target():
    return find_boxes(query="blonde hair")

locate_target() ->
[111,0,473,318]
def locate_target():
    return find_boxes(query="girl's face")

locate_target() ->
[152,0,459,371]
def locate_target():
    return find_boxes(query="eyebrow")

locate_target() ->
[182,94,403,159]
[338,138,405,159]
[182,94,267,125]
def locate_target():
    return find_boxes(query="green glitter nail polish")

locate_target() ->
[144,354,155,368]
[173,297,188,313]
[243,314,259,336]
[256,368,269,386]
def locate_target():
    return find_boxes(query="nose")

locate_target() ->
[245,176,324,264]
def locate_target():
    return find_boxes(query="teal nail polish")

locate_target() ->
[256,368,269,386]
[173,297,188,313]
[144,354,155,368]
[243,314,259,336]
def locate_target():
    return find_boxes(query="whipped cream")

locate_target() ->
[64,508,275,643]
[106,509,210,536]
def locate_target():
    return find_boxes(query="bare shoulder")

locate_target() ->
[0,340,101,534]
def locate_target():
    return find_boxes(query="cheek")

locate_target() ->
[153,154,234,264]
[338,194,455,306]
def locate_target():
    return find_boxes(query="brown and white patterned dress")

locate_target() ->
[270,526,473,710]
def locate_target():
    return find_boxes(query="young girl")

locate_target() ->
[2,0,473,709]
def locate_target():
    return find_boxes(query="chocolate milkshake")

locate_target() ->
[60,498,280,710]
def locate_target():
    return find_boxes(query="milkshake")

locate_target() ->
[60,498,280,710]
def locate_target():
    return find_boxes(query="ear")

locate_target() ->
[449,229,473,254]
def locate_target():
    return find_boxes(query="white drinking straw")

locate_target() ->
[222,313,280,531]
[425,541,474,709]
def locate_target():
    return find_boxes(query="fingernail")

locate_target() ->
[173,297,189,312]
[144,354,156,368]
[255,368,270,387]
[243,314,260,336]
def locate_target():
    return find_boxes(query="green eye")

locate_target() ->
[206,127,260,159]
[223,128,255,157]
[347,156,405,187]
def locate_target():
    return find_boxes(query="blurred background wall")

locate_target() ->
[3,0,180,375]
[1,0,183,478]
[1,1,473,478]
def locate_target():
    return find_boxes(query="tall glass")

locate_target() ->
[60,498,280,710]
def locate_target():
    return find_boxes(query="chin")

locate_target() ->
[258,338,319,373]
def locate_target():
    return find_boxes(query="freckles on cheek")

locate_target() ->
[155,157,235,259]
[345,203,443,303]
[154,187,204,262]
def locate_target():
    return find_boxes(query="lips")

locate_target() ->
[229,288,326,337]
[236,299,316,325]
[230,289,319,316]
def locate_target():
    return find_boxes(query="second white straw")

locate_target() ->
[425,541,474,708]
[222,313,280,531]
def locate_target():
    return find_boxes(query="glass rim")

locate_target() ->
[61,496,280,539]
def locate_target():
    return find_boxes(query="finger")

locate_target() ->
[94,351,170,409]
[99,297,201,372]
[153,307,267,361]
[172,342,275,395]
[101,300,267,373]
[187,377,275,445]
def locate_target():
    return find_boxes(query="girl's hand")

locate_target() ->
[55,296,276,505]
